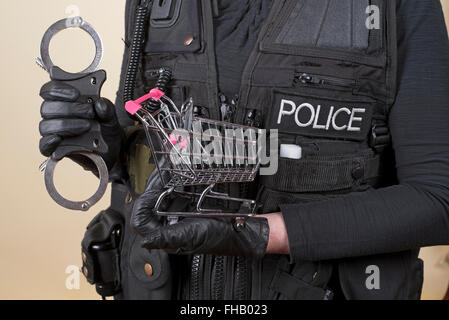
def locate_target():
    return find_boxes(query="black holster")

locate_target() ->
[81,208,124,298]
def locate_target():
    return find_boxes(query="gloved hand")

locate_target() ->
[141,216,270,259]
[39,80,124,171]
[132,166,270,259]
[131,161,168,240]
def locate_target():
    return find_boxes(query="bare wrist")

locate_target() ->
[259,212,290,255]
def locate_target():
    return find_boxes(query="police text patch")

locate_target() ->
[270,91,373,141]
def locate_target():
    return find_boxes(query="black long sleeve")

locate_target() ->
[280,0,449,262]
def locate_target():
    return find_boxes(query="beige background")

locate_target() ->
[0,0,448,300]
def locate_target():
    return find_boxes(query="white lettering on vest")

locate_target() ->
[313,105,326,130]
[278,99,296,124]
[348,108,366,132]
[277,99,365,132]
[332,107,351,131]
[295,103,315,127]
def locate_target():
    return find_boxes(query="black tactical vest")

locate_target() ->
[106,0,424,300]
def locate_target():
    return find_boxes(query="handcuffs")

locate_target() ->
[37,17,108,211]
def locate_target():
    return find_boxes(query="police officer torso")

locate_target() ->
[86,0,423,300]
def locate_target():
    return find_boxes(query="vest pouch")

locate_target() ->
[105,183,174,300]
[81,208,124,298]
[128,233,173,293]
[259,189,336,300]
[262,149,381,194]
[125,195,191,299]
[267,256,334,300]
[143,66,205,112]
[259,186,338,214]
[262,86,381,193]
[145,0,202,53]
[260,0,386,66]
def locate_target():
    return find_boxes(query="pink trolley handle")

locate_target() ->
[125,88,165,115]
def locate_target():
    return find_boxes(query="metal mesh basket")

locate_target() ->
[126,91,261,218]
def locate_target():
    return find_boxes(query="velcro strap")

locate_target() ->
[261,150,380,193]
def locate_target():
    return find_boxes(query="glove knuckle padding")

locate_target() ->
[39,119,91,137]
[41,101,95,119]
[40,81,80,102]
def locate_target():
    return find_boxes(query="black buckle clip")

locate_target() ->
[370,124,391,153]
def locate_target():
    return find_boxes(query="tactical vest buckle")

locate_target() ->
[369,123,391,153]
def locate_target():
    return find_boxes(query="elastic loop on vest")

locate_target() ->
[261,150,380,193]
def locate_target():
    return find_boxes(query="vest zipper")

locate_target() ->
[190,255,203,300]
[295,72,356,89]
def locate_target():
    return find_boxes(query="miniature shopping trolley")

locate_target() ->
[125,88,263,218]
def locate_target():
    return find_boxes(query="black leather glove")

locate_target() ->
[132,166,270,260]
[131,162,168,240]
[39,81,124,171]
[141,216,270,259]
